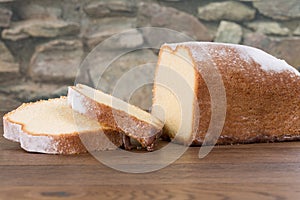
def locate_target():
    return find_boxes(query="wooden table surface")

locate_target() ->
[1,111,300,200]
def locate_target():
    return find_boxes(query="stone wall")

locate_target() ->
[0,0,299,111]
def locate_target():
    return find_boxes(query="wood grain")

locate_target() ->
[0,184,299,200]
[1,111,300,199]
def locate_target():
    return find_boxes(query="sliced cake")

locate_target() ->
[68,84,163,151]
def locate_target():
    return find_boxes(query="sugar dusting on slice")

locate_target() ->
[67,87,88,115]
[19,133,58,154]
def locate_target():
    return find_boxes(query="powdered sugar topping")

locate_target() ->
[4,119,58,154]
[164,42,300,75]
[236,45,299,74]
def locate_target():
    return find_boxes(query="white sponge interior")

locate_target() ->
[153,47,196,143]
[8,98,102,135]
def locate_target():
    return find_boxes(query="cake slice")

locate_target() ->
[153,42,300,145]
[68,84,163,151]
[3,97,124,154]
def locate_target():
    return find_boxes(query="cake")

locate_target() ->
[152,42,300,145]
[68,84,164,151]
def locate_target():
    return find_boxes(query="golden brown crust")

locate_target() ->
[53,129,123,154]
[195,44,300,145]
[159,43,300,145]
[68,86,162,151]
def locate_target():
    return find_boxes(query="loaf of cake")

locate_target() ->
[3,84,163,154]
[152,42,300,145]
[3,97,124,154]
[68,84,164,151]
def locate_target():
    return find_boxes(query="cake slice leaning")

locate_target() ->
[3,97,124,154]
[68,84,163,151]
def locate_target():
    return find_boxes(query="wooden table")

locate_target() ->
[1,111,300,200]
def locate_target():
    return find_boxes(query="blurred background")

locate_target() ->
[0,0,299,112]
